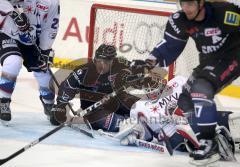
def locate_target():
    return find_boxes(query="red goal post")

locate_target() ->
[88,3,199,80]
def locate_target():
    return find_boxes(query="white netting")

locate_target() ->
[89,4,199,78]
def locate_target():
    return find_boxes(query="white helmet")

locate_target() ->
[143,72,167,103]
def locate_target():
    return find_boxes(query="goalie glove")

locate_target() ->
[9,10,30,32]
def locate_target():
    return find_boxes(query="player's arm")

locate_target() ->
[35,0,60,71]
[56,68,84,105]
[148,13,189,67]
[38,0,60,51]
[1,0,31,32]
[0,0,14,16]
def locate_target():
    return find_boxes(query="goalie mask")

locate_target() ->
[143,73,167,103]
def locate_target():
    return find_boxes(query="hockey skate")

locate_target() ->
[40,96,53,118]
[189,138,220,167]
[0,98,11,126]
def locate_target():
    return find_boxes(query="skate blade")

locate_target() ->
[189,154,220,167]
[0,120,10,127]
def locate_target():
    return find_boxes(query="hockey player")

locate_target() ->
[50,44,141,131]
[118,72,237,161]
[0,0,59,123]
[133,0,240,164]
[119,74,194,151]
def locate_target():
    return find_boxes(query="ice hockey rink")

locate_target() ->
[0,68,239,167]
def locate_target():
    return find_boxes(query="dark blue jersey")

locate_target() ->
[56,57,131,104]
[151,1,240,66]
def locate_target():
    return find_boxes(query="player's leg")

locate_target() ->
[33,71,55,117]
[90,112,125,132]
[179,51,240,163]
[0,33,23,122]
[18,43,55,118]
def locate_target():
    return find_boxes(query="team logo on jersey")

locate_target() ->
[172,13,180,19]
[224,11,240,26]
[204,28,221,37]
[150,106,160,113]
[36,2,49,12]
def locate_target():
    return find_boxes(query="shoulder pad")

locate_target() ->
[170,11,186,21]
[167,11,188,35]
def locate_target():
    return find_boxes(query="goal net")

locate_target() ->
[87,2,240,134]
[88,3,199,80]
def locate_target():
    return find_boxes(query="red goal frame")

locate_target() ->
[88,3,175,80]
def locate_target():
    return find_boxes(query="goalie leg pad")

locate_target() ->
[118,117,153,146]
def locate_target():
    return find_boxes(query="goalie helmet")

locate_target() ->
[143,72,167,103]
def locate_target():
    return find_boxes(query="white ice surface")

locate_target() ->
[0,68,239,167]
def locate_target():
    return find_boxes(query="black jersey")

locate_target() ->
[150,2,240,66]
[56,57,130,104]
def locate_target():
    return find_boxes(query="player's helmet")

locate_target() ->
[95,44,117,60]
[143,73,167,103]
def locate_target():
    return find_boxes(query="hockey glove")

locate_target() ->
[114,68,147,90]
[9,10,30,32]
[38,49,54,72]
[130,59,156,75]
[50,103,67,126]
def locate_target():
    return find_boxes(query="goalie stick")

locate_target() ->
[139,118,174,156]
[97,129,167,154]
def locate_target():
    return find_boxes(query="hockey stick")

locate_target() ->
[159,127,174,155]
[0,121,67,166]
[97,130,167,153]
[142,120,173,156]
[0,78,143,165]
[76,73,147,117]
[0,119,94,166]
